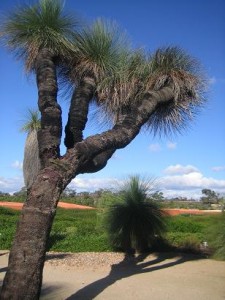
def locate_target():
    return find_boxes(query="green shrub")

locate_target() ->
[166,216,204,233]
[105,176,166,254]
[206,213,225,260]
[0,203,220,256]
[0,207,20,250]
[166,232,203,246]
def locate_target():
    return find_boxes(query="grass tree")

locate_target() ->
[21,109,41,189]
[0,1,77,298]
[0,0,206,299]
[106,176,166,254]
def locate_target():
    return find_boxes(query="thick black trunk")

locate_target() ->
[0,81,175,299]
[1,49,64,299]
[36,48,62,167]
[70,87,174,167]
[64,77,95,148]
[0,168,64,299]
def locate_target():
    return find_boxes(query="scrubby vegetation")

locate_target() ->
[0,205,224,259]
[104,176,166,254]
[1,187,223,211]
[206,213,225,260]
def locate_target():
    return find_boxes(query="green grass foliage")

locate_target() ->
[0,207,20,249]
[0,205,223,259]
[47,208,110,252]
[206,213,225,260]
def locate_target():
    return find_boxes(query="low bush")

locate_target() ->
[0,205,221,257]
[206,213,225,260]
[0,207,20,249]
[166,216,204,233]
[105,176,166,254]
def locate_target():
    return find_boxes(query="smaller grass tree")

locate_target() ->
[106,176,166,254]
[21,109,41,189]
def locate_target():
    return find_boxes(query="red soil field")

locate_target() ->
[0,201,95,210]
[0,202,221,215]
[162,208,221,216]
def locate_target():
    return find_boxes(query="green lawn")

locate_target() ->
[0,206,222,257]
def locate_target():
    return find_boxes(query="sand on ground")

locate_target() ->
[1,251,225,300]
[0,201,222,216]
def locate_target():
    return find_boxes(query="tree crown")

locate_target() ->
[20,109,41,133]
[0,0,78,71]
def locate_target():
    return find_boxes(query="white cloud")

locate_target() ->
[212,166,225,172]
[209,77,216,85]
[112,153,122,160]
[69,177,121,192]
[160,166,225,199]
[166,142,177,150]
[148,142,177,152]
[1,163,225,200]
[148,143,161,152]
[162,189,203,200]
[161,172,225,189]
[11,160,23,170]
[0,176,24,194]
[209,77,225,85]
[163,164,199,175]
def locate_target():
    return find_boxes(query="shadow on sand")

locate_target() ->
[65,252,202,300]
[41,283,70,299]
[45,252,71,261]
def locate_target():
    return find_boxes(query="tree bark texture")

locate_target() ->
[0,167,65,299]
[64,77,95,148]
[0,50,175,299]
[36,49,62,168]
[0,49,64,299]
[23,130,41,189]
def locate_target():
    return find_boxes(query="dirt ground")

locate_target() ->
[1,251,225,300]
[0,201,95,210]
[0,201,222,215]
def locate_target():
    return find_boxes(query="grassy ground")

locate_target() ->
[0,206,221,257]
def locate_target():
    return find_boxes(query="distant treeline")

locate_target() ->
[0,187,224,210]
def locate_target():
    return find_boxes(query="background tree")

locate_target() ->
[106,176,166,254]
[149,191,165,202]
[21,109,41,189]
[200,188,220,205]
[0,0,206,299]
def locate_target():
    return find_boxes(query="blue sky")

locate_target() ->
[0,0,225,198]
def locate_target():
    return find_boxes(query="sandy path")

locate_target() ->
[0,201,95,210]
[0,201,222,215]
[1,251,225,300]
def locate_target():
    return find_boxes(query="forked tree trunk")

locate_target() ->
[0,168,64,299]
[0,48,175,298]
[1,48,64,299]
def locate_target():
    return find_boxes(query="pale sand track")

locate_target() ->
[0,201,95,210]
[1,251,225,300]
[0,201,221,215]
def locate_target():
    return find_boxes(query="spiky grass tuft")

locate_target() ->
[1,0,77,71]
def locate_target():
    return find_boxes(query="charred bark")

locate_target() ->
[64,77,95,148]
[0,167,66,299]
[0,49,64,299]
[36,49,62,167]
[69,87,174,168]
[0,79,175,299]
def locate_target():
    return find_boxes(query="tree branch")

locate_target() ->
[64,77,95,148]
[75,86,174,158]
[77,149,115,173]
[63,86,174,178]
[36,48,62,167]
